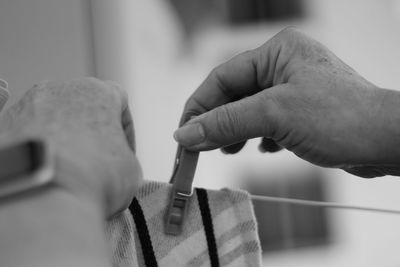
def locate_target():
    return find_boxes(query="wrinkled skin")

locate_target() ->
[175,28,400,178]
[0,78,142,217]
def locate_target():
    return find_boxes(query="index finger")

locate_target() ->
[182,46,273,126]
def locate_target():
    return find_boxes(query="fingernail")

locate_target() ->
[173,123,205,147]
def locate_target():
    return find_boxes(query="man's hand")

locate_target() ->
[174,28,400,178]
[0,78,142,217]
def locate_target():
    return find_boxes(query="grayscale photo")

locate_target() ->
[0,0,399,266]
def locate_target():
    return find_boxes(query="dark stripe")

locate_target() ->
[129,198,158,267]
[196,188,220,267]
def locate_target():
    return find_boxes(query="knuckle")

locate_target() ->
[274,26,306,46]
[185,96,206,114]
[82,76,102,85]
[210,65,235,99]
[85,77,108,92]
[76,77,108,93]
[105,80,121,91]
[24,80,54,102]
[209,65,222,85]
[278,27,305,42]
[181,97,204,124]
[215,104,243,140]
[238,49,255,60]
[258,91,283,137]
[280,26,300,36]
[183,97,194,112]
[75,77,116,97]
[211,64,226,84]
[29,80,50,93]
[273,27,330,65]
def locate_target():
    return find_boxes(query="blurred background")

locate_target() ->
[1,0,400,266]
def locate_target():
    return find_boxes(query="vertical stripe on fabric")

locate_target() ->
[196,188,220,267]
[129,198,158,267]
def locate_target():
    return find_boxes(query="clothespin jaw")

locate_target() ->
[165,145,199,235]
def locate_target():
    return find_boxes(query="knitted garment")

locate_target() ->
[106,181,262,267]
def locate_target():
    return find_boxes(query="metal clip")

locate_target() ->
[164,189,192,235]
[165,145,199,235]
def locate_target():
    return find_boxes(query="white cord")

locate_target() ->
[251,194,400,215]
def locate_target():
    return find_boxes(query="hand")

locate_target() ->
[0,78,142,217]
[173,28,400,178]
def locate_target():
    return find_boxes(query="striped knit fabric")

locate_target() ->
[105,181,261,267]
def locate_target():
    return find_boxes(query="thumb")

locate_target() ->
[174,87,283,151]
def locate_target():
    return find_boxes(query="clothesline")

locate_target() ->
[250,194,400,215]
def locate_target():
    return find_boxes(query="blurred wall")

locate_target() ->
[91,0,187,183]
[0,0,94,109]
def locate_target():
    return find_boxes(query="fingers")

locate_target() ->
[176,47,273,151]
[174,86,286,151]
[25,78,135,154]
[180,27,306,126]
[221,141,247,154]
[104,80,136,153]
[176,28,307,151]
[121,105,136,152]
[220,138,283,154]
[259,137,282,153]
[0,79,9,113]
[181,48,270,126]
